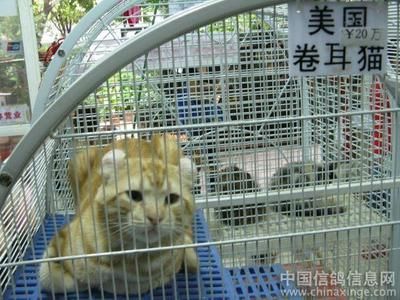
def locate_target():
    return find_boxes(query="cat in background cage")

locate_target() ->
[269,161,363,216]
[214,164,266,226]
[40,135,198,295]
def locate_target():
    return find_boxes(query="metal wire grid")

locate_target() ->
[0,0,399,298]
[58,10,303,198]
[205,93,395,287]
[45,0,142,104]
[39,0,204,117]
[388,2,400,79]
[54,5,396,234]
[0,140,52,290]
[40,0,135,109]
[45,5,397,277]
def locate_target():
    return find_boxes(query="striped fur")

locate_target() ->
[40,135,197,294]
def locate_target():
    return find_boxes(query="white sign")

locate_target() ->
[0,104,30,125]
[288,1,388,76]
[0,0,18,16]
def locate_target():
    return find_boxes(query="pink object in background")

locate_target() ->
[123,5,141,27]
[370,81,392,156]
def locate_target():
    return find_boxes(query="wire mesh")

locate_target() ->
[41,0,204,115]
[0,140,51,290]
[1,1,400,299]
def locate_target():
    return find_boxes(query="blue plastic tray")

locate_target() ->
[228,264,302,300]
[4,211,231,300]
[4,210,300,299]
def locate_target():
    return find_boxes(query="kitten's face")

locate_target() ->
[96,150,194,246]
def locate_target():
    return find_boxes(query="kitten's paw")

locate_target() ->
[39,261,76,293]
[184,247,198,273]
[183,233,198,272]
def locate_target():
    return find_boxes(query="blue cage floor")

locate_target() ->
[228,265,301,300]
[4,210,300,299]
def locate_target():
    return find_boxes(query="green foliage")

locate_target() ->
[0,62,28,105]
[49,0,94,37]
[88,70,163,119]
[0,16,21,41]
[141,0,168,23]
[0,16,29,105]
[76,0,95,11]
[32,1,47,42]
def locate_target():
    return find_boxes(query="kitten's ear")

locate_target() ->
[152,134,181,165]
[101,149,126,181]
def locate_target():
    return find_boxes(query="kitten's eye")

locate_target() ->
[128,190,143,202]
[165,193,180,205]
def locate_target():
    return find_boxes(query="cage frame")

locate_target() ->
[0,0,399,298]
[32,0,145,121]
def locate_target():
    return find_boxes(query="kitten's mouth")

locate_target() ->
[138,227,170,244]
[130,223,178,239]
[145,226,176,238]
[132,225,162,236]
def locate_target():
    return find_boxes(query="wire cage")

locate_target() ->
[1,0,400,299]
[33,0,205,121]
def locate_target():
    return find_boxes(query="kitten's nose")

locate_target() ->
[147,215,163,225]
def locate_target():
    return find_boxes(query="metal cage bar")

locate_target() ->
[0,0,286,209]
[1,0,399,298]
[32,0,144,121]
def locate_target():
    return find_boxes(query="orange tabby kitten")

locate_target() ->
[39,135,198,294]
